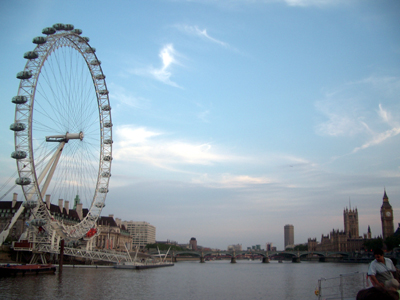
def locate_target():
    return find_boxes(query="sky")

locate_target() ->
[0,0,399,250]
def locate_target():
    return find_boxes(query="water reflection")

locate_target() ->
[0,261,367,300]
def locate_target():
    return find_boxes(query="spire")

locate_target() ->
[368,225,371,233]
[383,188,388,201]
[73,194,81,210]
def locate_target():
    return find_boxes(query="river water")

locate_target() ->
[0,260,368,300]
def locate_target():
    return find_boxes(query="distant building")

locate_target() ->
[0,193,131,252]
[189,237,197,250]
[284,224,294,249]
[266,242,273,251]
[308,203,372,252]
[381,190,394,239]
[227,244,242,251]
[0,193,29,242]
[344,206,359,238]
[120,221,156,249]
[96,215,132,251]
[266,242,277,252]
[0,193,86,243]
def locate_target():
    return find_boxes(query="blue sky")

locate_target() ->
[0,0,399,250]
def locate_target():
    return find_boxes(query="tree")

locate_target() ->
[384,236,400,251]
[294,244,308,251]
[363,238,383,252]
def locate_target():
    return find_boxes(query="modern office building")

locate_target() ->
[266,242,275,252]
[120,221,156,249]
[284,224,294,249]
[189,237,197,250]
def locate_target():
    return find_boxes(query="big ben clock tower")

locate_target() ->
[381,189,394,239]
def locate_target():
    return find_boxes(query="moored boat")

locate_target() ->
[0,264,56,277]
[135,262,174,269]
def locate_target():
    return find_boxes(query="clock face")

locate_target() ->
[386,211,391,217]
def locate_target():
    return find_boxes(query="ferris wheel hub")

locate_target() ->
[46,131,84,142]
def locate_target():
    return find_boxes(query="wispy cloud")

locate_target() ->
[191,173,275,188]
[109,83,151,109]
[315,75,400,154]
[352,104,400,153]
[315,98,365,137]
[150,44,181,87]
[172,0,347,8]
[175,24,229,47]
[113,125,238,170]
[282,0,346,7]
[131,44,182,88]
[197,110,210,123]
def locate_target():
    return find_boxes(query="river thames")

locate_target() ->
[0,260,369,300]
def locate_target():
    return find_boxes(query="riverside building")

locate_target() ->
[119,220,156,249]
[306,191,397,252]
[284,224,294,249]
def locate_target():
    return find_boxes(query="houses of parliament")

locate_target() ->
[308,190,395,252]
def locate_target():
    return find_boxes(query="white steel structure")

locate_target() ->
[9,23,112,252]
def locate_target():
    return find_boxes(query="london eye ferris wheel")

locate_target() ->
[10,23,112,244]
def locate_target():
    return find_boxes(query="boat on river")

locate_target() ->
[114,260,174,270]
[0,264,56,277]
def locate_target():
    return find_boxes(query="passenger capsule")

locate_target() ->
[53,23,65,31]
[16,177,31,185]
[99,188,109,193]
[95,202,105,208]
[10,123,26,131]
[104,122,113,128]
[42,27,56,35]
[85,47,96,53]
[101,172,111,177]
[32,36,46,44]
[90,59,101,66]
[104,139,113,144]
[23,200,37,209]
[95,74,105,80]
[30,219,46,226]
[103,155,113,161]
[99,89,108,95]
[12,96,28,104]
[16,71,32,80]
[102,105,111,111]
[11,151,27,159]
[23,51,39,60]
[72,28,82,35]
[81,37,90,42]
[64,24,74,31]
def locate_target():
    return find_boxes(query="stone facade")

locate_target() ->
[308,206,369,252]
[381,190,394,239]
[0,193,131,251]
[95,215,133,251]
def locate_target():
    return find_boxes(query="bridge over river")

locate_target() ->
[149,250,374,263]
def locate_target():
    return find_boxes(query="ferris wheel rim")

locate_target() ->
[12,24,112,240]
